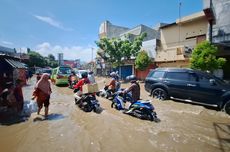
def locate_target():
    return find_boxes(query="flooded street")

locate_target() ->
[0,77,229,152]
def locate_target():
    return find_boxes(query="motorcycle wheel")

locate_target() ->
[82,103,93,112]
[111,102,115,108]
[149,112,161,122]
[75,98,81,105]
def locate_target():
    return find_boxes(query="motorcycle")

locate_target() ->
[124,100,160,122]
[74,91,101,113]
[111,91,133,110]
[97,86,115,100]
[111,92,160,122]
[97,81,121,100]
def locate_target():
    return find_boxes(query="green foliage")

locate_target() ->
[135,51,152,71]
[190,41,226,72]
[25,51,58,68]
[95,33,147,67]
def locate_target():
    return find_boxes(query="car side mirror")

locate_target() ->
[209,79,216,86]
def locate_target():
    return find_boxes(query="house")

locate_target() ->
[155,11,208,68]
[203,0,230,79]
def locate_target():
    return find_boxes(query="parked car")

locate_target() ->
[145,68,230,115]
[51,66,72,86]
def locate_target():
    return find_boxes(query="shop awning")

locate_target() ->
[4,58,27,69]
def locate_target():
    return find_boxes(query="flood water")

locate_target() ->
[0,77,229,152]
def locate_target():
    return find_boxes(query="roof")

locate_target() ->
[176,11,206,24]
[0,45,16,53]
[4,58,27,69]
[160,22,177,29]
[160,11,206,29]
[120,24,153,36]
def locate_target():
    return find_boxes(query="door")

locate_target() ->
[187,73,222,105]
[164,72,190,99]
[120,65,132,80]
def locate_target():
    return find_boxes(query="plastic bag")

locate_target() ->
[28,100,38,113]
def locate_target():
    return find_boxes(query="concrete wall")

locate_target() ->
[156,13,208,63]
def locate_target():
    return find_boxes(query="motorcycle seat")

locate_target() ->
[137,100,151,104]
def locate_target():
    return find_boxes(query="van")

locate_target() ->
[51,66,72,86]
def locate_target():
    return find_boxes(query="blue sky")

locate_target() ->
[0,0,203,62]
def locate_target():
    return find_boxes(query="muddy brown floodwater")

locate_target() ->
[0,76,229,152]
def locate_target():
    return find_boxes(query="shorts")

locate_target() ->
[37,96,50,108]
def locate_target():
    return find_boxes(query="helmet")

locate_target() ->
[81,72,88,78]
[110,72,117,78]
[126,75,137,83]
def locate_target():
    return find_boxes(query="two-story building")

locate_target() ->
[155,11,208,68]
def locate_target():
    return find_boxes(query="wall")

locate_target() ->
[135,64,155,80]
[156,13,208,63]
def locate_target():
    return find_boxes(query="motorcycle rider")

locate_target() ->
[122,75,140,103]
[105,72,120,95]
[73,72,90,102]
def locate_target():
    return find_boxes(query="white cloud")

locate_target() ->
[1,40,14,45]
[35,42,96,62]
[33,15,73,31]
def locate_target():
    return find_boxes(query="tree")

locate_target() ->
[48,54,55,61]
[25,51,47,67]
[190,41,226,72]
[95,33,147,67]
[135,50,152,71]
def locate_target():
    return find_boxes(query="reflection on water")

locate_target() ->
[33,113,64,122]
[0,77,229,152]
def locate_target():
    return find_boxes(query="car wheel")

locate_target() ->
[152,88,168,101]
[223,100,230,115]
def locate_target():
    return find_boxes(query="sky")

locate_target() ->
[0,0,203,62]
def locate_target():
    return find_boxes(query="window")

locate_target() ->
[59,67,72,74]
[149,71,165,79]
[198,74,210,83]
[188,73,198,82]
[166,72,189,81]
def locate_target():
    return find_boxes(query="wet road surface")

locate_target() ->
[0,77,229,152]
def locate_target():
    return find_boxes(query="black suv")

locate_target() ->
[145,68,230,115]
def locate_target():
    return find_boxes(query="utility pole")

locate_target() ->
[91,47,94,71]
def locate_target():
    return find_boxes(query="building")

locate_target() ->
[58,53,64,66]
[97,21,159,79]
[203,0,230,79]
[99,20,130,39]
[0,46,27,92]
[155,11,208,68]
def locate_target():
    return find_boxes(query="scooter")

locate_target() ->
[124,100,160,122]
[111,91,132,110]
[111,92,160,122]
[74,90,101,113]
[97,86,115,100]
